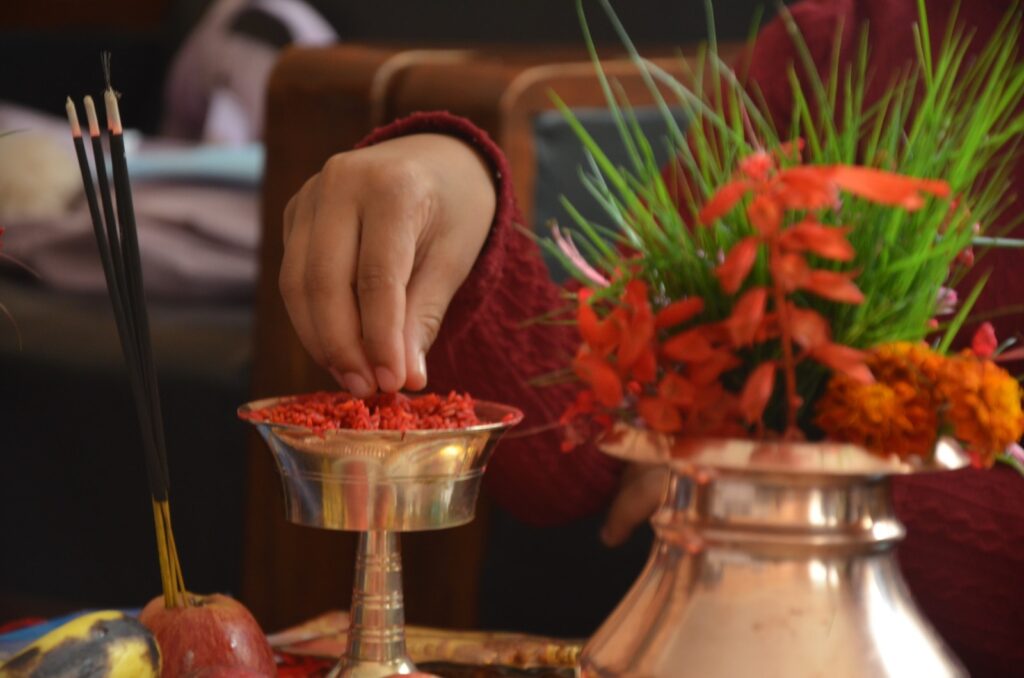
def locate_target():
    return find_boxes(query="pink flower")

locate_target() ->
[552,225,609,287]
[936,286,958,315]
[1006,442,1024,466]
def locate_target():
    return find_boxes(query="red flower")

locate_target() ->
[577,290,618,356]
[572,352,623,408]
[726,287,768,347]
[770,252,810,292]
[565,140,950,444]
[826,166,950,209]
[638,396,683,433]
[700,150,949,225]
[715,237,760,293]
[787,304,830,351]
[774,166,838,211]
[688,350,742,386]
[740,361,777,424]
[810,343,874,384]
[630,346,658,383]
[971,322,998,359]
[800,270,865,304]
[655,297,704,328]
[658,372,697,407]
[738,150,774,181]
[955,247,975,268]
[777,220,854,261]
[699,180,752,223]
[747,193,783,235]
[614,281,656,374]
[559,389,595,425]
[662,328,717,363]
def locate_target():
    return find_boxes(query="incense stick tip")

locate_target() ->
[65,97,82,137]
[103,89,123,135]
[83,96,101,137]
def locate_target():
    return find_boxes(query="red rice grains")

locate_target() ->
[243,391,483,433]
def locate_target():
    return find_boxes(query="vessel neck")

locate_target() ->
[653,470,904,552]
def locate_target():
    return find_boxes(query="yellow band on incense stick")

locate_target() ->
[151,498,175,609]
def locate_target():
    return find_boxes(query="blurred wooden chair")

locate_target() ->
[245,42,737,632]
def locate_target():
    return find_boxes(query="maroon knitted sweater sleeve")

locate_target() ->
[357,112,623,527]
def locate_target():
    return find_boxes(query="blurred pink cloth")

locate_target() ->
[0,105,259,302]
[162,0,337,144]
[4,183,258,302]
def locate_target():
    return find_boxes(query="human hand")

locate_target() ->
[280,133,497,396]
[600,464,670,547]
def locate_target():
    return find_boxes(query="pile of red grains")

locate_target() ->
[242,391,482,434]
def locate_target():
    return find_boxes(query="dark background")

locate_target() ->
[0,0,782,133]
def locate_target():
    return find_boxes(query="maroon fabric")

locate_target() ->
[356,2,1024,672]
[894,468,1024,676]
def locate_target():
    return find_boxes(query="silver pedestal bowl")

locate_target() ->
[239,396,523,678]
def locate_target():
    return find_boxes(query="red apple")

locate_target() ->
[184,667,273,678]
[140,592,276,678]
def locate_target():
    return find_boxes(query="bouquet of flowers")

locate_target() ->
[550,0,1024,469]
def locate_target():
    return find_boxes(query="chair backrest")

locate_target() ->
[248,42,738,631]
[386,53,689,221]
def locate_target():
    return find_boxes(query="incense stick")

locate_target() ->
[103,87,171,493]
[66,59,186,607]
[65,98,108,275]
[66,95,168,498]
[83,96,130,318]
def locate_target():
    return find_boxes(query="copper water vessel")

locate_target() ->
[579,431,968,678]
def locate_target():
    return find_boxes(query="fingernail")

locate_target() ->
[341,372,372,397]
[375,366,399,393]
[600,526,615,547]
[416,351,427,381]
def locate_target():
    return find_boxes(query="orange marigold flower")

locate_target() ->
[867,342,944,387]
[935,354,1024,466]
[816,374,938,460]
[816,342,942,458]
[817,341,1024,465]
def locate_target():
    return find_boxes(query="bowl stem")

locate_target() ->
[328,530,418,678]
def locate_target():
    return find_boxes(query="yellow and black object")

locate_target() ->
[0,610,160,678]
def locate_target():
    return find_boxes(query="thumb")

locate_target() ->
[402,258,462,391]
[601,465,669,547]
